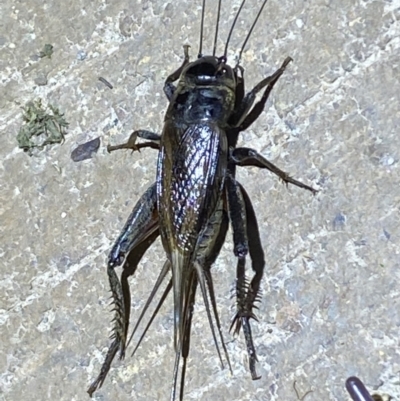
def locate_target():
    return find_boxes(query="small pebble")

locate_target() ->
[34,72,48,86]
[77,50,87,61]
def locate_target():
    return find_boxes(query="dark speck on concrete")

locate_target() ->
[98,77,113,89]
[102,119,119,133]
[333,212,346,230]
[354,239,367,246]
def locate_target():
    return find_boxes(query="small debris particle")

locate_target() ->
[380,154,395,166]
[39,44,54,59]
[102,119,119,133]
[77,50,87,61]
[71,137,101,162]
[293,381,313,401]
[98,77,113,89]
[332,212,346,230]
[354,239,367,246]
[119,15,133,37]
[34,72,48,86]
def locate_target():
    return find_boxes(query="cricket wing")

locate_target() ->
[157,121,228,349]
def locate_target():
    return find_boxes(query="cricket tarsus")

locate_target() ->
[87,339,119,397]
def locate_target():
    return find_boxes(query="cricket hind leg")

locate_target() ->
[119,228,160,357]
[231,147,318,194]
[226,175,264,380]
[236,183,266,380]
[88,228,160,396]
[225,175,249,335]
[87,184,159,397]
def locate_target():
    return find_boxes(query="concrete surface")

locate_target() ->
[1,0,400,400]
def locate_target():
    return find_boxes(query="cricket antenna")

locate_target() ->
[198,0,206,58]
[223,0,247,59]
[212,0,223,56]
[236,0,269,68]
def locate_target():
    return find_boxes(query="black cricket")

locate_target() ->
[88,0,317,399]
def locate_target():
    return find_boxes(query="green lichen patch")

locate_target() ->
[17,99,69,156]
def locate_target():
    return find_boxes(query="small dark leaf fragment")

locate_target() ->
[39,44,54,59]
[71,137,101,162]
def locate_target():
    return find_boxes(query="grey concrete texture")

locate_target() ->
[1,0,399,400]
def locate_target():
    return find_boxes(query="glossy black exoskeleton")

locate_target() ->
[88,1,317,399]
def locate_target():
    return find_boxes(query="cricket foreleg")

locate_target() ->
[107,130,161,154]
[164,45,190,100]
[237,57,292,132]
